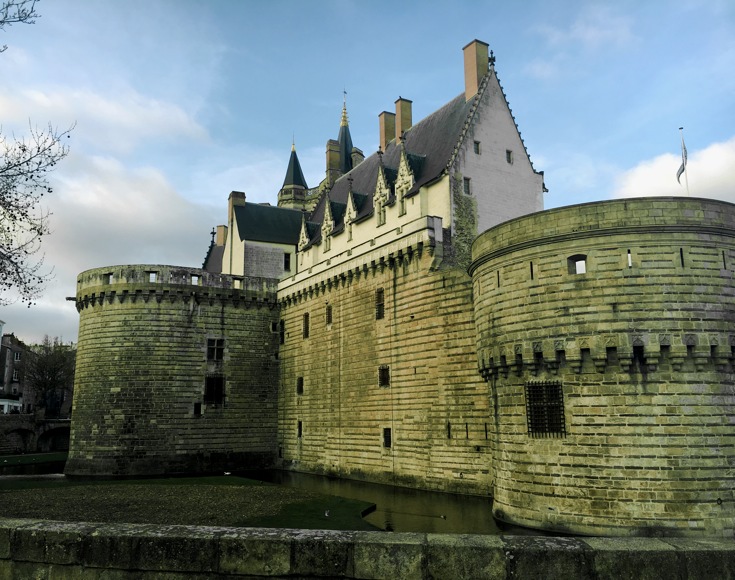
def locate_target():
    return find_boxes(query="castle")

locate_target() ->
[66,40,734,538]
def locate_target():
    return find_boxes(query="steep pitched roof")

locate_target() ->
[305,92,474,247]
[337,105,354,175]
[234,202,303,245]
[282,145,308,189]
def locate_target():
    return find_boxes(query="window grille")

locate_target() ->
[524,381,566,438]
[378,365,390,387]
[326,304,333,325]
[204,375,225,405]
[375,288,385,320]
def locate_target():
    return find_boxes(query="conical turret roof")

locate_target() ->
[282,143,308,189]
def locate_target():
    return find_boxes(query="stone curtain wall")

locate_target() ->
[67,265,280,477]
[1,518,734,579]
[470,197,735,537]
[278,251,492,495]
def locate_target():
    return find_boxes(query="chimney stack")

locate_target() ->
[463,39,489,101]
[379,111,396,152]
[395,97,412,142]
[228,190,246,220]
[215,225,228,246]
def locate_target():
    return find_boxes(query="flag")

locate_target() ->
[677,132,687,184]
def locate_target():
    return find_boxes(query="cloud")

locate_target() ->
[1,149,219,344]
[525,6,634,79]
[612,136,735,202]
[0,88,208,154]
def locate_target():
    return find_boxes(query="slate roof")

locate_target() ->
[305,92,474,247]
[203,243,224,273]
[234,202,303,245]
[282,147,308,189]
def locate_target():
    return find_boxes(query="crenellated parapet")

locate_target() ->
[471,197,735,538]
[74,264,278,312]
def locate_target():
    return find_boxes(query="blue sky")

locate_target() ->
[1,0,733,343]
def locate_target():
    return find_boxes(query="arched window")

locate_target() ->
[567,254,587,274]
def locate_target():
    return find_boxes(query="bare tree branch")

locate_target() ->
[0,0,39,52]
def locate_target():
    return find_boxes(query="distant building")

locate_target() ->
[0,334,31,414]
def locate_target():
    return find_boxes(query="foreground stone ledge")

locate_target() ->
[0,518,733,579]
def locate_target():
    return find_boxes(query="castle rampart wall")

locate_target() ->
[67,265,280,477]
[278,231,492,495]
[470,197,735,537]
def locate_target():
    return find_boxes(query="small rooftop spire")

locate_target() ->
[341,89,349,127]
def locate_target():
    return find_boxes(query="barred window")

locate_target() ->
[525,381,566,438]
[378,365,390,387]
[375,288,385,320]
[204,375,225,405]
[326,304,333,325]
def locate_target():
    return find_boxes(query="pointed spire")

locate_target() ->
[282,142,308,189]
[337,91,354,175]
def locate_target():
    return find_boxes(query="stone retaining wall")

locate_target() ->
[1,518,733,579]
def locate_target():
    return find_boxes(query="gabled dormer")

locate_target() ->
[321,192,334,252]
[374,154,392,227]
[298,213,311,252]
[395,144,417,215]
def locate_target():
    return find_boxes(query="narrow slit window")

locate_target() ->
[303,313,310,338]
[296,376,304,395]
[326,304,333,325]
[506,149,514,164]
[627,249,632,268]
[530,261,534,280]
[525,381,566,438]
[680,248,685,267]
[284,252,291,271]
[279,320,285,345]
[383,427,392,448]
[463,177,471,195]
[297,420,302,439]
[447,421,452,439]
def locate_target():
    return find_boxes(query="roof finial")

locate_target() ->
[210,227,216,244]
[341,88,349,127]
[292,133,295,152]
[489,50,496,67]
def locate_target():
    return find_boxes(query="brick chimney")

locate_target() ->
[379,111,396,152]
[395,97,412,142]
[463,39,489,101]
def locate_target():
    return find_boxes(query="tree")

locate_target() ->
[1,0,73,306]
[24,335,75,418]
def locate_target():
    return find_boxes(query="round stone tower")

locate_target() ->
[66,264,280,477]
[470,197,735,537]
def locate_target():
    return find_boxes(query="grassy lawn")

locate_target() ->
[0,456,379,531]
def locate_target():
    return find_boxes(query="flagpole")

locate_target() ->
[679,127,690,196]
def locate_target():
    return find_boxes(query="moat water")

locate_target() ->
[1,458,535,535]
[242,469,526,535]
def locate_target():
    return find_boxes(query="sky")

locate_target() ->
[0,0,733,344]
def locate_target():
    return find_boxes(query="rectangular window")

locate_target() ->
[473,140,481,154]
[13,352,21,361]
[375,288,385,320]
[326,304,333,325]
[207,338,224,361]
[463,177,471,195]
[193,402,202,417]
[297,420,303,438]
[191,274,199,285]
[506,149,514,164]
[378,365,390,387]
[148,271,157,283]
[303,313,310,338]
[284,252,291,271]
[296,376,304,395]
[383,427,392,448]
[104,272,114,285]
[279,320,285,344]
[204,375,225,405]
[525,381,566,438]
[12,370,19,382]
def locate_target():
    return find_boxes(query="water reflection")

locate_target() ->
[242,469,505,535]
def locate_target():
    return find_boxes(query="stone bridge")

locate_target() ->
[0,415,70,455]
